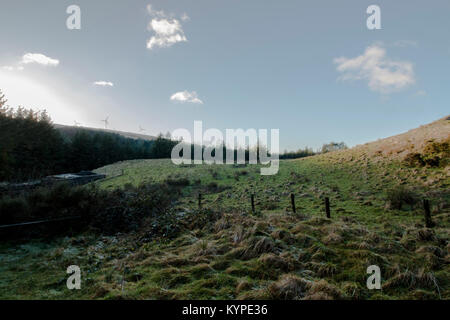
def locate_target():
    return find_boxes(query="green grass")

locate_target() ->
[1,153,449,300]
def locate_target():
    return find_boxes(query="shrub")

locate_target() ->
[403,138,450,168]
[207,182,218,190]
[165,177,190,187]
[385,186,419,210]
[422,139,449,167]
[404,153,424,167]
[0,181,181,238]
[0,196,30,224]
[89,182,181,235]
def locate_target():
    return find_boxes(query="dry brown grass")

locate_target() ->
[314,116,450,163]
[322,232,343,245]
[268,274,311,299]
[241,236,277,260]
[304,279,343,300]
[383,269,440,292]
[258,253,290,271]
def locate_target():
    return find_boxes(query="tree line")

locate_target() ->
[0,90,181,181]
[0,90,347,182]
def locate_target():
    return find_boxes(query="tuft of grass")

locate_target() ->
[304,279,343,300]
[383,269,440,293]
[268,274,311,299]
[241,236,277,260]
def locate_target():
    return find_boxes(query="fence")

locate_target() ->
[196,192,434,228]
[0,191,436,231]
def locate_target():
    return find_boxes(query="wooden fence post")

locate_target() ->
[291,193,296,213]
[423,199,433,228]
[325,197,330,218]
[251,194,255,213]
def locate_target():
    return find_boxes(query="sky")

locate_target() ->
[0,0,449,151]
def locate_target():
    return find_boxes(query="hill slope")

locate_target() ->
[54,124,157,141]
[328,115,450,162]
[1,116,448,300]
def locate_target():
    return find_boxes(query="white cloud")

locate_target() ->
[146,5,188,50]
[334,44,415,94]
[170,91,203,104]
[21,53,59,66]
[93,81,114,87]
[2,53,58,71]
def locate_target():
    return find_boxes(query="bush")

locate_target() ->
[403,138,450,168]
[84,182,181,234]
[0,183,95,225]
[386,186,419,210]
[0,181,181,238]
[404,153,425,167]
[0,196,30,224]
[422,139,449,167]
[165,177,190,187]
[207,182,218,190]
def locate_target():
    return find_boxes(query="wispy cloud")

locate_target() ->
[170,90,203,104]
[2,65,24,72]
[146,5,187,50]
[93,81,114,87]
[21,53,59,66]
[181,13,190,22]
[334,44,415,94]
[2,53,59,71]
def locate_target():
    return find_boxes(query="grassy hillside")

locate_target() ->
[331,115,450,161]
[54,124,156,142]
[0,117,448,300]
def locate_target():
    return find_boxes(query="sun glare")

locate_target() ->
[0,70,79,124]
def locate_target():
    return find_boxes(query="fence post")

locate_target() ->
[290,193,296,213]
[251,194,255,213]
[423,199,433,228]
[198,193,202,209]
[325,197,330,218]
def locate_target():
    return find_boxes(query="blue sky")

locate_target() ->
[0,0,449,151]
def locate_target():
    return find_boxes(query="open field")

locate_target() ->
[0,118,449,300]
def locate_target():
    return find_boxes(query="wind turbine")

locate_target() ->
[101,116,109,129]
